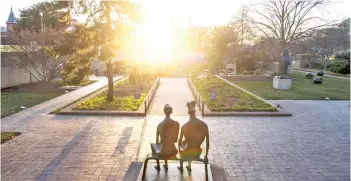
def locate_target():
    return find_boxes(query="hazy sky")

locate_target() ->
[1,0,350,27]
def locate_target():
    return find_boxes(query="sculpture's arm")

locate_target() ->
[156,128,160,144]
[205,127,209,160]
[175,123,180,142]
[178,129,183,150]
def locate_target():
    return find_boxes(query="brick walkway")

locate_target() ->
[1,77,349,181]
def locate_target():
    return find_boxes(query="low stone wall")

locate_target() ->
[221,75,269,81]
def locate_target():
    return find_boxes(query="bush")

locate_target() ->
[235,48,265,72]
[329,59,350,74]
[61,61,91,85]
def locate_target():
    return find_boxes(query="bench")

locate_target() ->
[141,152,209,181]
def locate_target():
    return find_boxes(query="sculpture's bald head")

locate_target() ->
[164,104,173,115]
[187,101,196,114]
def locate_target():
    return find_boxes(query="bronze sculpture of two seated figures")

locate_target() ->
[150,101,209,172]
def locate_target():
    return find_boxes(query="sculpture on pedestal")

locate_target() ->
[150,104,180,170]
[177,101,209,172]
[279,48,292,77]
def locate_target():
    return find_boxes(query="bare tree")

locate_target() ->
[209,26,241,72]
[230,5,254,45]
[6,26,65,83]
[310,26,347,69]
[249,0,329,52]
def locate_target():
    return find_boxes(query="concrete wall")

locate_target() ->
[222,75,270,81]
[1,52,39,89]
[266,62,279,73]
[225,63,236,72]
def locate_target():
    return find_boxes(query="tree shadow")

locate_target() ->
[35,121,94,181]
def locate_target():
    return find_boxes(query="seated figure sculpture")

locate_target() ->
[150,104,180,170]
[177,101,209,172]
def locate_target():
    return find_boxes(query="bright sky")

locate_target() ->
[2,0,349,27]
[1,0,349,63]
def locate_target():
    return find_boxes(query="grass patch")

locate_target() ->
[75,78,154,111]
[1,92,61,118]
[228,71,350,100]
[294,68,350,78]
[1,132,21,143]
[191,76,276,112]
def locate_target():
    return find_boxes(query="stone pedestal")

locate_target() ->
[138,162,213,181]
[273,76,292,90]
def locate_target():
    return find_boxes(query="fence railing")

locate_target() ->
[144,78,160,115]
[187,78,205,117]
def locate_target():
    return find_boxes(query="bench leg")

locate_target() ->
[164,160,168,170]
[177,160,184,172]
[204,163,208,181]
[186,161,192,171]
[155,159,160,171]
[142,158,150,181]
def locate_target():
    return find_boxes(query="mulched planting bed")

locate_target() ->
[75,78,154,111]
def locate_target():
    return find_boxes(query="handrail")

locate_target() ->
[187,78,205,117]
[144,78,160,115]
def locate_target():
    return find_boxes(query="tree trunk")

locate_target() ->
[106,60,114,101]
[323,56,329,70]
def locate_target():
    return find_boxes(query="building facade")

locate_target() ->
[1,6,39,89]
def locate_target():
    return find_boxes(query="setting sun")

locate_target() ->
[135,18,173,63]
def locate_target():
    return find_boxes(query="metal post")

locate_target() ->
[144,101,147,116]
[202,101,205,116]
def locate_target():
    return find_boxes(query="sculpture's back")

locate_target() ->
[178,101,209,159]
[180,119,208,157]
[154,118,179,157]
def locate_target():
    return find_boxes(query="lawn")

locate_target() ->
[294,68,350,78]
[227,71,350,100]
[191,76,276,112]
[1,80,98,117]
[1,91,62,118]
[75,78,154,111]
[1,132,21,143]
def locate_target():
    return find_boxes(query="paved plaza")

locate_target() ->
[1,78,350,181]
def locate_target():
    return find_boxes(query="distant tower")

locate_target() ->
[6,6,18,32]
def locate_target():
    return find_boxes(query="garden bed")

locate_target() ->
[57,77,160,116]
[191,76,277,112]
[75,78,154,111]
[230,71,350,100]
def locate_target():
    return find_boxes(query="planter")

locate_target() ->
[273,76,292,90]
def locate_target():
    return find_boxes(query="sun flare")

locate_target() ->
[135,17,173,64]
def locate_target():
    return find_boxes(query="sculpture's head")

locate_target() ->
[282,48,289,56]
[164,104,173,115]
[187,101,196,114]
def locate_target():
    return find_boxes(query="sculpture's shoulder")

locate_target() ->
[196,117,207,124]
[162,118,179,128]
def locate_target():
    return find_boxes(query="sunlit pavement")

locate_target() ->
[1,77,349,181]
[149,78,201,116]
